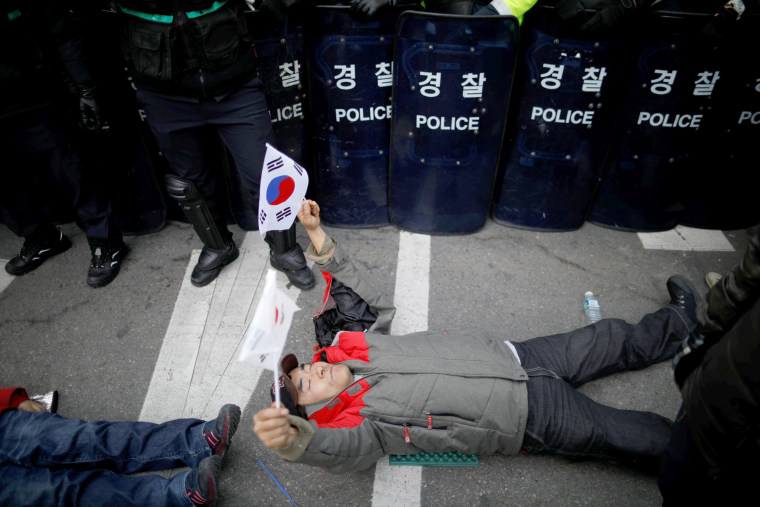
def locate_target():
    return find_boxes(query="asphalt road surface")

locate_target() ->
[0,218,752,506]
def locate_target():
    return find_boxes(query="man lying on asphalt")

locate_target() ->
[253,200,696,474]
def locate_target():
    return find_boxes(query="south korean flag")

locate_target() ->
[258,143,309,237]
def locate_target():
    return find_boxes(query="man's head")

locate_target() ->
[272,354,354,416]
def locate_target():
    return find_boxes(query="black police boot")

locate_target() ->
[5,230,72,276]
[266,228,315,290]
[191,237,239,287]
[666,275,697,323]
[164,175,241,288]
[87,240,129,288]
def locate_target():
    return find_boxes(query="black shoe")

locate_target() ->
[186,455,222,506]
[204,404,241,461]
[270,245,315,290]
[5,231,71,276]
[191,238,239,287]
[666,275,697,323]
[87,241,129,288]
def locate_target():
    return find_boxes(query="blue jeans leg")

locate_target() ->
[520,375,673,463]
[514,306,687,463]
[0,411,210,473]
[0,463,192,507]
[514,306,691,387]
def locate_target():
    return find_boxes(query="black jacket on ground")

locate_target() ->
[682,227,760,477]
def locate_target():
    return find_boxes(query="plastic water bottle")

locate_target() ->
[583,291,602,324]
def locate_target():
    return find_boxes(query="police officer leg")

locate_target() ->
[165,175,239,287]
[1,112,74,276]
[265,226,315,290]
[212,79,314,290]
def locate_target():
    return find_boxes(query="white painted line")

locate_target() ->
[0,260,13,294]
[140,233,307,423]
[371,231,430,507]
[638,226,734,251]
[389,233,431,336]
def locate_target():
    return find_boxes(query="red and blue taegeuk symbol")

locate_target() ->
[266,175,295,205]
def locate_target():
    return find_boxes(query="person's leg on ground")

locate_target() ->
[520,375,672,469]
[0,405,241,472]
[513,305,694,388]
[0,458,221,507]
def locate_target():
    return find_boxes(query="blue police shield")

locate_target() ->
[491,7,621,231]
[390,11,518,234]
[679,12,760,230]
[304,6,404,227]
[588,12,719,232]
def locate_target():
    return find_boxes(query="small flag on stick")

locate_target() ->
[258,143,309,237]
[239,269,300,406]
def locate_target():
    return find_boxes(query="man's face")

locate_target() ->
[288,362,353,406]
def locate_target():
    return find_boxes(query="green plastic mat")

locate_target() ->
[389,451,479,466]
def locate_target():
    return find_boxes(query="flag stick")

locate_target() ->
[273,363,281,408]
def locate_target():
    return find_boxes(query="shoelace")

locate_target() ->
[91,247,116,269]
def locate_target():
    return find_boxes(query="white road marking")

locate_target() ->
[0,261,13,294]
[371,232,430,507]
[139,233,305,423]
[638,226,734,251]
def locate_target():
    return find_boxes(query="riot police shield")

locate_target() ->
[679,12,760,230]
[588,11,720,231]
[389,11,518,234]
[304,6,403,227]
[490,6,622,231]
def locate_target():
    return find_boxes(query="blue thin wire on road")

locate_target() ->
[257,458,298,507]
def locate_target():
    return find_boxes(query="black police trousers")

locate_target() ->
[0,108,119,243]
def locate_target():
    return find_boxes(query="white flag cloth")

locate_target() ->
[258,143,309,237]
[238,269,300,371]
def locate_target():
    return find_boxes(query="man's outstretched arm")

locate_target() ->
[297,200,396,333]
[253,403,386,473]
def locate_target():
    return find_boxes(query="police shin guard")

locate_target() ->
[265,226,315,290]
[165,175,239,287]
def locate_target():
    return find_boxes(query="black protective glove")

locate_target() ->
[556,0,645,32]
[79,86,108,133]
[350,0,393,21]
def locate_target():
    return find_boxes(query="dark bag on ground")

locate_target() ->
[313,271,378,349]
